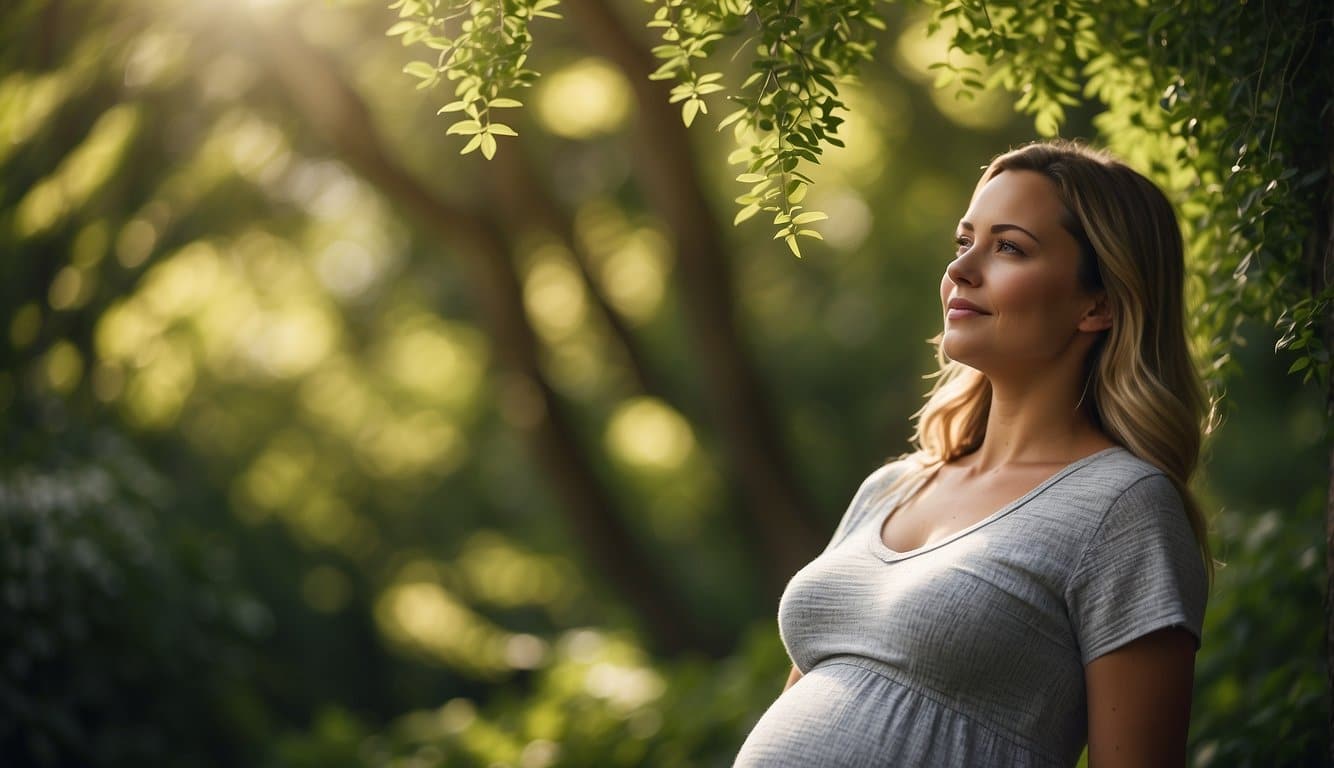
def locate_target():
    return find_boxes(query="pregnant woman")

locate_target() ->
[734,140,1210,767]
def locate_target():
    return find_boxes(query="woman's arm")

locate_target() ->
[782,664,803,692]
[1084,627,1196,767]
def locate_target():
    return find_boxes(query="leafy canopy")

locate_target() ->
[390,0,1330,385]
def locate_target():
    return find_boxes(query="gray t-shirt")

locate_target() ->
[734,446,1207,767]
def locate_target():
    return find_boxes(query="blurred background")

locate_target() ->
[0,0,1326,765]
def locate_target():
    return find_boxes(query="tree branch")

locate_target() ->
[563,0,826,593]
[236,14,720,656]
[486,146,682,407]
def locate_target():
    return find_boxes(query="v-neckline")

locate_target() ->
[867,446,1123,563]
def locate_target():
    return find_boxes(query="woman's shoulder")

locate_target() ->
[1066,446,1180,508]
[858,453,927,497]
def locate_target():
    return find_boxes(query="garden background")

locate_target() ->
[2,0,1329,765]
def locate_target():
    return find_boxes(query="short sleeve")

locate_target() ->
[1063,472,1208,665]
[821,461,911,552]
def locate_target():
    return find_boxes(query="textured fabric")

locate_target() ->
[733,446,1207,767]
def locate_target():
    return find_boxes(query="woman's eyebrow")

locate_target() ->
[958,220,1042,245]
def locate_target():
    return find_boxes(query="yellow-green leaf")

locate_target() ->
[734,203,761,225]
[480,132,498,159]
[447,120,483,136]
[791,211,828,225]
[403,61,437,79]
[682,98,701,127]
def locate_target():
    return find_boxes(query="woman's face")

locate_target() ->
[939,169,1106,375]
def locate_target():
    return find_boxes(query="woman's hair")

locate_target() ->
[901,139,1211,571]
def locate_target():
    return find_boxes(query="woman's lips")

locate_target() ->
[946,299,989,320]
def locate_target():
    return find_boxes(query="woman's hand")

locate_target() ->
[1085,627,1196,767]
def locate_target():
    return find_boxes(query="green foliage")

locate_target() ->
[279,625,791,767]
[644,0,885,256]
[392,0,1331,384]
[0,432,267,767]
[935,0,1331,391]
[3,0,1327,765]
[1191,505,1325,766]
[388,0,559,158]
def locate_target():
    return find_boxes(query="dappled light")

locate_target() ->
[375,569,543,676]
[894,15,1013,131]
[455,531,581,611]
[605,397,696,473]
[16,105,140,237]
[3,0,1327,764]
[534,58,633,140]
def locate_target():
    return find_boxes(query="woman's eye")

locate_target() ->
[997,239,1025,256]
[954,235,971,250]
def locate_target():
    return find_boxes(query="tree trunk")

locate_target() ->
[238,15,722,656]
[563,0,827,596]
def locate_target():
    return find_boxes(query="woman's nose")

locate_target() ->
[945,250,979,287]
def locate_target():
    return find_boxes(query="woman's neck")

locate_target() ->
[967,370,1111,472]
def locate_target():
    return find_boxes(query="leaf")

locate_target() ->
[446,120,483,135]
[488,98,524,108]
[386,21,419,37]
[736,173,768,183]
[487,123,518,137]
[785,235,802,257]
[682,98,701,127]
[481,133,498,160]
[791,211,827,225]
[1288,357,1311,374]
[403,61,438,79]
[461,133,484,155]
[734,203,761,225]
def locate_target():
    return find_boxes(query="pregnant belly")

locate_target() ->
[732,660,1061,768]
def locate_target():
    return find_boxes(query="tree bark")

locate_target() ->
[562,0,826,595]
[241,16,721,656]
[486,147,681,406]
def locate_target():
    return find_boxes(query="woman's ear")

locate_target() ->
[1078,293,1113,333]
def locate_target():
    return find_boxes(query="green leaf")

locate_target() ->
[461,133,485,155]
[386,21,419,37]
[785,235,802,257]
[480,133,498,160]
[487,123,518,137]
[488,98,524,108]
[446,120,483,135]
[734,203,761,225]
[403,61,438,79]
[1288,357,1311,374]
[791,211,827,225]
[682,98,701,127]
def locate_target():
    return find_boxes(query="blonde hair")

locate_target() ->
[901,140,1211,573]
